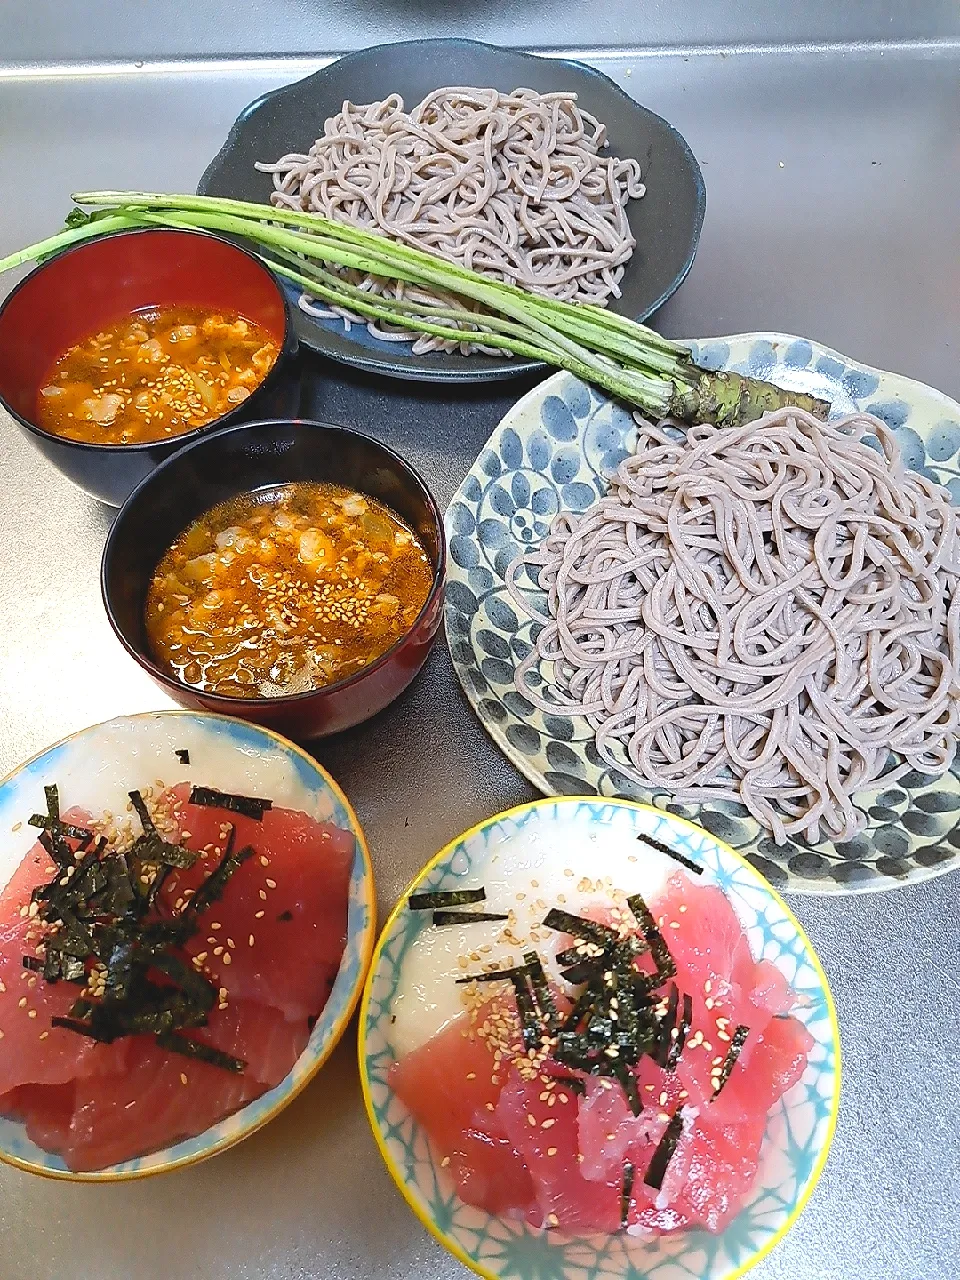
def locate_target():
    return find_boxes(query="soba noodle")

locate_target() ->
[256,87,645,354]
[507,408,960,844]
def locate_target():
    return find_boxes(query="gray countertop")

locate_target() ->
[1,33,959,1280]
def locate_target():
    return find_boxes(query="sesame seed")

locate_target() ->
[18,997,27,1008]
[180,1073,189,1085]
[27,1010,37,1019]
[441,1156,451,1167]
[541,1118,556,1129]
[265,878,277,889]
[222,952,232,965]
[547,1147,558,1157]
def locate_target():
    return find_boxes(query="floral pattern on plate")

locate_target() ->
[444,333,960,894]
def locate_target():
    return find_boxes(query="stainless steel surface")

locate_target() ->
[1,30,959,1280]
[4,2,960,67]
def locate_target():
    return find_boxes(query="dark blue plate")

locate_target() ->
[199,38,706,384]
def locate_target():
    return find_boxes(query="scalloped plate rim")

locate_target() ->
[444,332,960,896]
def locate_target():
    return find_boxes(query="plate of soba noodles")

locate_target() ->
[197,37,705,382]
[444,332,960,893]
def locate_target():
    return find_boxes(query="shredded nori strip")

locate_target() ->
[654,985,679,1067]
[432,910,509,926]
[188,786,272,820]
[665,992,693,1072]
[524,951,559,1031]
[616,1063,643,1116]
[18,780,259,1074]
[182,832,254,918]
[28,784,93,847]
[627,893,677,987]
[175,748,190,765]
[711,1025,750,1097]
[409,887,486,910]
[542,907,619,948]
[636,831,703,875]
[158,1031,245,1073]
[51,1016,113,1042]
[621,1161,636,1229]
[644,1108,686,1190]
[128,791,197,871]
[510,971,542,1052]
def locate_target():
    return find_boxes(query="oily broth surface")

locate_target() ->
[36,306,280,445]
[144,481,434,698]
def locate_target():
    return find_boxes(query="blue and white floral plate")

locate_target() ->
[444,333,960,895]
[359,797,840,1280]
[0,711,375,1180]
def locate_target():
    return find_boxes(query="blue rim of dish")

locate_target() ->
[198,38,706,384]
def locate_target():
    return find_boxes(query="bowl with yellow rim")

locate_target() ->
[359,796,840,1280]
[0,710,375,1180]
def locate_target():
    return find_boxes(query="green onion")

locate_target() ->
[0,191,832,426]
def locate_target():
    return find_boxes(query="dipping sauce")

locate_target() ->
[145,481,434,698]
[36,306,280,445]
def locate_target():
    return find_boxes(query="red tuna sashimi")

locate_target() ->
[494,1070,622,1232]
[198,997,312,1089]
[63,1036,264,1171]
[389,1007,535,1215]
[2,998,308,1171]
[159,785,354,1022]
[0,1083,76,1157]
[0,816,129,1095]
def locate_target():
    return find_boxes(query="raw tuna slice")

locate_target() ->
[389,1007,535,1215]
[160,786,353,1022]
[0,1083,76,1157]
[494,1070,621,1232]
[63,1036,264,1172]
[0,816,130,1095]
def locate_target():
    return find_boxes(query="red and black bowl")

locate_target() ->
[0,227,299,507]
[101,418,446,739]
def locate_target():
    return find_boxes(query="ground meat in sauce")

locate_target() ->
[144,481,434,698]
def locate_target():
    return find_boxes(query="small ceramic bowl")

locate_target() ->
[101,418,446,738]
[360,797,840,1280]
[0,710,376,1180]
[0,228,299,506]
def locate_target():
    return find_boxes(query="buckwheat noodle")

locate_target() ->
[507,408,960,843]
[256,87,645,354]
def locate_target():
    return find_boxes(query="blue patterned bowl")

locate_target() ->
[359,797,840,1280]
[0,711,375,1180]
[444,334,960,894]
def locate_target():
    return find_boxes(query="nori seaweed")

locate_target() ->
[711,1024,750,1097]
[175,749,190,765]
[158,1031,245,1073]
[620,1161,636,1229]
[542,907,619,948]
[524,951,559,1031]
[188,786,272,820]
[18,779,258,1074]
[409,887,486,910]
[665,992,693,1072]
[643,1109,685,1190]
[636,831,703,875]
[431,910,509,926]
